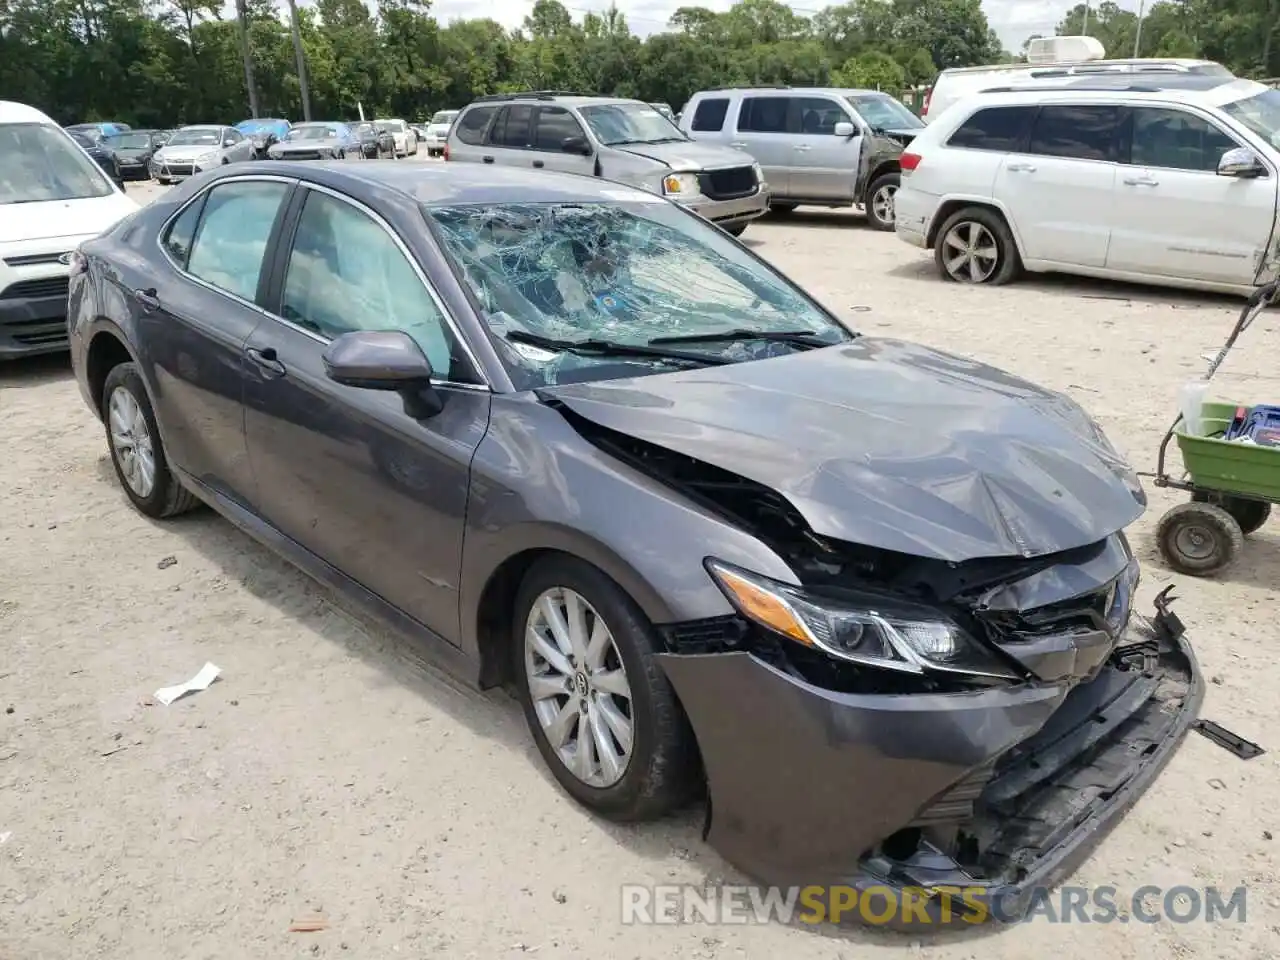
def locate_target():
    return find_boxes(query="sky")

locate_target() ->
[419,0,1143,54]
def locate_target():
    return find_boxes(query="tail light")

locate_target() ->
[900,152,922,176]
[68,250,88,277]
[921,87,932,117]
[442,143,450,161]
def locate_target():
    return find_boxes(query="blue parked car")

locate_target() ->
[65,121,131,142]
[235,117,292,158]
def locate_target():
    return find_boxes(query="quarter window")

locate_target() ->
[738,96,790,134]
[185,180,289,301]
[1026,105,1121,162]
[947,106,1036,151]
[691,97,729,132]
[161,194,207,269]
[281,191,459,377]
[1129,107,1239,172]
[455,106,497,145]
[533,107,585,151]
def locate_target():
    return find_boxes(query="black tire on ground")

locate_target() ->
[864,172,899,231]
[933,205,1022,286]
[511,555,701,822]
[1192,491,1271,536]
[769,202,798,214]
[723,223,748,237]
[1156,501,1244,577]
[102,362,202,520]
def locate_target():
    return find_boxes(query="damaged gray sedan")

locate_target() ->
[69,163,1201,924]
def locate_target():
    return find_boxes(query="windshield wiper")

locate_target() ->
[506,329,730,365]
[648,328,837,349]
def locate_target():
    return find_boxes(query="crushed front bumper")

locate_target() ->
[656,606,1201,927]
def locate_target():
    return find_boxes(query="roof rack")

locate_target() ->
[978,82,1165,94]
[706,85,791,92]
[472,90,596,102]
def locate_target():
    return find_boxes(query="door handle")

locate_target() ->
[532,159,544,168]
[1006,162,1036,173]
[730,141,747,149]
[133,287,160,310]
[245,346,286,378]
[794,144,811,152]
[1123,176,1159,187]
[482,155,494,164]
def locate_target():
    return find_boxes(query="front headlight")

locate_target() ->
[662,172,701,197]
[194,151,218,167]
[706,560,1020,680]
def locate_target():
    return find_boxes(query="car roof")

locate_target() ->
[691,87,887,97]
[939,57,1222,77]
[227,159,660,205]
[465,94,642,109]
[0,102,58,125]
[963,76,1269,109]
[179,124,224,131]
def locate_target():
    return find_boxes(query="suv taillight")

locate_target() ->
[921,87,932,117]
[442,143,450,161]
[900,152,922,175]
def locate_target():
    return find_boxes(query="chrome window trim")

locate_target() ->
[155,173,491,394]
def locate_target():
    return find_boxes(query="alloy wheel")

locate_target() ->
[871,183,897,225]
[108,386,156,498]
[942,221,999,283]
[524,587,634,788]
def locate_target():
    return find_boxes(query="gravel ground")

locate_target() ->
[2,159,1278,959]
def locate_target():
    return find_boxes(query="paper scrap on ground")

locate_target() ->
[0,831,11,845]
[154,663,222,706]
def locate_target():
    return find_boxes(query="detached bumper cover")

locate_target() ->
[656,609,1201,924]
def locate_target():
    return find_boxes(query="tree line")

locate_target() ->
[0,0,1274,130]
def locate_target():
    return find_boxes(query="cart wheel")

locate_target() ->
[1157,502,1244,576]
[1192,492,1271,536]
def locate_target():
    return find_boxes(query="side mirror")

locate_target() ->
[561,135,592,156]
[322,330,443,419]
[1218,146,1264,178]
[223,138,235,147]
[833,121,856,138]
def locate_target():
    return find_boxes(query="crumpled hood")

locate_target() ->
[614,139,755,171]
[544,338,1145,562]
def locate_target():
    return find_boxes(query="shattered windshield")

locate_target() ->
[578,103,687,146]
[424,200,851,388]
[1222,90,1280,149]
[847,94,924,130]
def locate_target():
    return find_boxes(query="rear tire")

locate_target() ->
[511,555,700,821]
[102,363,201,519]
[1157,501,1243,577]
[933,206,1022,286]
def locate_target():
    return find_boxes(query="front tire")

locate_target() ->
[769,202,798,215]
[512,555,699,821]
[933,206,1022,285]
[102,363,201,519]
[723,223,748,237]
[865,172,899,231]
[1157,501,1243,577]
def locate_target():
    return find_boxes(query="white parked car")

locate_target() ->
[894,77,1280,295]
[375,118,417,157]
[0,100,137,360]
[150,125,256,184]
[422,109,458,157]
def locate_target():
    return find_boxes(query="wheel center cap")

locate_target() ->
[573,672,590,698]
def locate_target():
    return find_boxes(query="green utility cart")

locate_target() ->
[1144,280,1280,577]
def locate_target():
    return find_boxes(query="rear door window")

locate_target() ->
[691,97,729,132]
[185,180,290,302]
[455,106,497,145]
[946,106,1036,151]
[490,105,533,149]
[738,96,790,133]
[1026,105,1122,162]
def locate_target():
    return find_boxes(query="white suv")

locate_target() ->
[895,77,1280,295]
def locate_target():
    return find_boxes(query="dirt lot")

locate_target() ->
[2,163,1278,959]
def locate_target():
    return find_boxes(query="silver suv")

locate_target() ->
[445,92,770,236]
[679,86,925,230]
